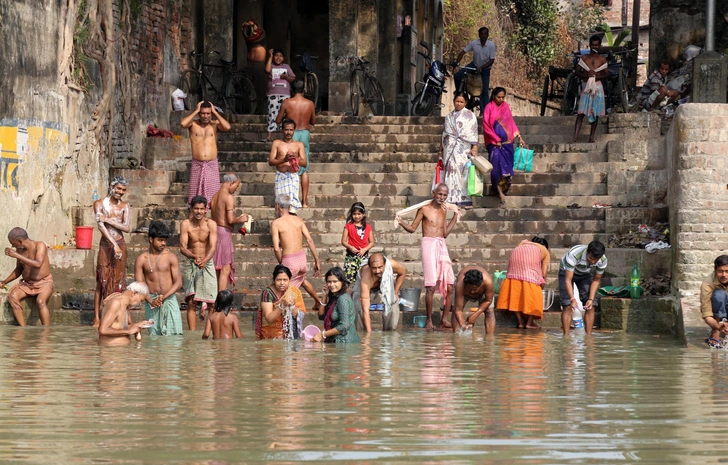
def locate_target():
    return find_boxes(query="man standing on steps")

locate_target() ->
[179,195,218,330]
[276,80,316,209]
[181,100,231,206]
[453,26,496,116]
[269,119,307,213]
[572,35,608,143]
[397,183,461,330]
[92,176,131,328]
[271,194,323,311]
[211,173,250,291]
[352,252,407,333]
[558,240,607,335]
[134,221,184,336]
[1,228,54,326]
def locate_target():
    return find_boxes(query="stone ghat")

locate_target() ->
[1,113,673,333]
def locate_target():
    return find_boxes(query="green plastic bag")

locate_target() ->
[493,270,506,295]
[467,164,484,197]
[514,147,534,172]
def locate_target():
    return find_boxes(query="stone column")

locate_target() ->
[203,0,234,89]
[377,0,398,115]
[329,0,358,113]
[668,104,728,294]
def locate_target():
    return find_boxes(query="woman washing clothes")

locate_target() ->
[439,93,479,208]
[482,87,527,208]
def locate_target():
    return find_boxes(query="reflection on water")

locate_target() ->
[0,326,726,463]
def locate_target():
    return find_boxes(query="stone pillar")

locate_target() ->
[377,0,398,115]
[203,0,234,89]
[398,25,418,115]
[329,0,358,113]
[691,51,728,103]
[668,104,728,294]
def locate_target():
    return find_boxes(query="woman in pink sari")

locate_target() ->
[482,87,527,207]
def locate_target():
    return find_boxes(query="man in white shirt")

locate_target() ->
[453,26,496,116]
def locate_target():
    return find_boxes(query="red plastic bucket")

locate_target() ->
[75,226,94,249]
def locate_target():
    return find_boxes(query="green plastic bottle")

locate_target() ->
[630,264,641,299]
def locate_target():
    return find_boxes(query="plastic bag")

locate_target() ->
[467,164,484,196]
[171,88,186,111]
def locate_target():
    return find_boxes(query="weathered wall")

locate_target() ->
[668,104,728,294]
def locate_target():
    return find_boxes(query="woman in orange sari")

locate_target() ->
[256,265,307,340]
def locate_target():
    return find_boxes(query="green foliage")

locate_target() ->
[510,0,559,69]
[442,0,496,60]
[567,3,605,43]
[599,22,631,47]
[72,0,92,91]
[129,0,144,19]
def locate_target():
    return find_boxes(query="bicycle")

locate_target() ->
[179,50,257,115]
[292,53,320,110]
[345,56,385,116]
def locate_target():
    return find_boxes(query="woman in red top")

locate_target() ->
[341,202,375,284]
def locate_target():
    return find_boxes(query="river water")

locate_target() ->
[0,325,725,464]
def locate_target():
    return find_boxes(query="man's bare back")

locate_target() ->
[277,95,315,130]
[269,140,306,173]
[211,190,234,229]
[98,290,151,346]
[271,215,305,256]
[203,311,242,339]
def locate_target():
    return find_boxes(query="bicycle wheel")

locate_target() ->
[224,72,257,115]
[561,72,579,116]
[540,75,550,116]
[350,70,362,116]
[618,68,629,113]
[411,91,436,116]
[179,69,202,110]
[304,72,319,109]
[363,75,385,116]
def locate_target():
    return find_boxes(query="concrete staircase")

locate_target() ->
[5,113,672,326]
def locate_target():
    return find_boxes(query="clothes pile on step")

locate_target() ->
[641,272,671,296]
[607,222,669,250]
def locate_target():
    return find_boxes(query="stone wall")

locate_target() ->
[668,104,728,294]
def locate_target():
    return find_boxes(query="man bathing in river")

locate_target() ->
[210,173,250,291]
[451,266,495,334]
[134,221,184,335]
[276,80,316,208]
[700,255,728,349]
[352,252,407,333]
[268,119,307,213]
[1,228,54,326]
[181,100,231,206]
[93,176,131,328]
[180,195,218,330]
[397,183,461,330]
[202,289,242,339]
[98,282,153,346]
[271,194,323,310]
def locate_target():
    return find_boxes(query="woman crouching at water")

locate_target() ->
[203,290,242,339]
[256,264,306,340]
[313,267,360,343]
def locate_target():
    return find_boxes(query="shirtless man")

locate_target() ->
[271,194,322,310]
[572,35,609,143]
[98,282,153,346]
[268,119,307,213]
[134,221,184,335]
[276,80,316,208]
[180,100,231,206]
[180,195,218,330]
[210,173,250,291]
[1,228,54,326]
[202,289,243,339]
[352,252,407,333]
[451,266,495,334]
[397,183,461,330]
[92,176,131,328]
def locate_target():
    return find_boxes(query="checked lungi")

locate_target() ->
[187,158,221,207]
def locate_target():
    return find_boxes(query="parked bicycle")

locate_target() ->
[179,50,257,115]
[345,56,385,116]
[293,53,320,110]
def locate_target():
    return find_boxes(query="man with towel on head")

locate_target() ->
[572,35,609,143]
[352,252,407,332]
[211,173,250,291]
[397,183,461,330]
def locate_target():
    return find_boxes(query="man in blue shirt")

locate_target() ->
[453,27,496,116]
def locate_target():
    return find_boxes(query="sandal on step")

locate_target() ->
[706,337,724,349]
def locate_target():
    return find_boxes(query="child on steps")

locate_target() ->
[341,202,375,284]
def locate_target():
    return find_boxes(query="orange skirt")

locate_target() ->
[496,278,543,319]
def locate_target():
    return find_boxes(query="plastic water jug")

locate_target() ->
[572,306,584,330]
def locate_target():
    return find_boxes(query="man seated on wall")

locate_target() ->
[700,255,728,349]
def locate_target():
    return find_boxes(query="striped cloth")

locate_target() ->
[505,242,545,286]
[213,226,235,286]
[421,236,454,297]
[281,250,308,288]
[274,171,302,212]
[187,158,220,207]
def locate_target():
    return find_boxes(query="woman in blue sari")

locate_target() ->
[482,87,527,208]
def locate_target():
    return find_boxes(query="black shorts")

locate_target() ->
[558,269,593,308]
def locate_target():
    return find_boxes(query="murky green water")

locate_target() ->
[0,325,725,464]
